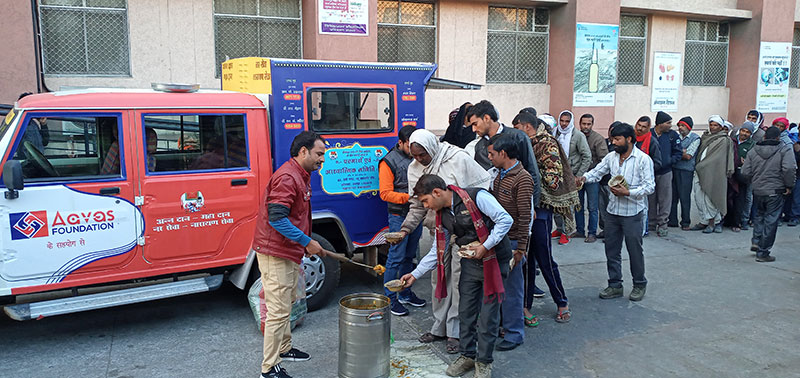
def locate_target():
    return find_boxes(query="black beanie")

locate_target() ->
[677,116,693,130]
[764,126,782,140]
[655,111,672,126]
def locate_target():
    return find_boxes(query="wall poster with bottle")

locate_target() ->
[573,23,619,107]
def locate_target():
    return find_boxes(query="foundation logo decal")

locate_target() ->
[10,211,49,240]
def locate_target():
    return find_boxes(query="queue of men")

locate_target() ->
[254,102,798,378]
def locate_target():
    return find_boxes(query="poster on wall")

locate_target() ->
[650,52,682,112]
[573,23,619,107]
[318,0,368,36]
[756,42,791,113]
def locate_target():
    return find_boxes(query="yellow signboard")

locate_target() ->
[221,57,273,94]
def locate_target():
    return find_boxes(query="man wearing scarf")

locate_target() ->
[551,110,592,244]
[512,111,575,327]
[724,121,757,232]
[392,129,491,353]
[401,174,512,378]
[736,109,766,142]
[634,116,662,235]
[669,116,700,230]
[441,102,476,149]
[691,115,734,233]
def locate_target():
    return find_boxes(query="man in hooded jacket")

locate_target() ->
[742,127,797,262]
[551,110,592,244]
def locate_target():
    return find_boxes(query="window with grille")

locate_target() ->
[486,6,549,83]
[790,29,800,88]
[683,20,729,86]
[377,0,436,63]
[618,14,647,85]
[213,0,301,77]
[39,0,131,75]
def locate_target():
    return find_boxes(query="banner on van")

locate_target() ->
[320,142,388,196]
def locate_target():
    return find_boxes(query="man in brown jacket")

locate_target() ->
[577,114,609,242]
[487,134,533,351]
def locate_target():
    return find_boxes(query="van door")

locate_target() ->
[136,111,259,266]
[0,110,142,293]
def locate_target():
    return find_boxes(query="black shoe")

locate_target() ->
[398,291,426,307]
[280,348,310,362]
[390,301,409,316]
[756,254,776,262]
[495,340,522,351]
[532,286,545,298]
[262,364,292,378]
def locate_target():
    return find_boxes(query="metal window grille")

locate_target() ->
[377,0,436,63]
[213,0,301,77]
[486,6,549,83]
[790,29,800,88]
[39,0,131,75]
[618,14,647,85]
[683,20,729,86]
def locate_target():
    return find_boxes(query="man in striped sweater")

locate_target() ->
[487,134,533,351]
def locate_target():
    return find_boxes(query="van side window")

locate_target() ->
[143,114,248,173]
[9,114,122,182]
[308,89,393,133]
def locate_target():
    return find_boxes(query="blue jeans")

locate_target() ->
[576,182,600,236]
[525,208,568,309]
[383,213,423,303]
[792,177,800,219]
[501,240,525,345]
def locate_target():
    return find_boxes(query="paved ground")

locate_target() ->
[1,224,799,378]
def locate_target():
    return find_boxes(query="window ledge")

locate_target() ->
[620,0,751,22]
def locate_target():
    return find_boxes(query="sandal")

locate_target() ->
[418,332,446,343]
[446,338,459,354]
[524,315,539,327]
[555,309,571,323]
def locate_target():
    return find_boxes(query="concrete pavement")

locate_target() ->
[0,224,798,377]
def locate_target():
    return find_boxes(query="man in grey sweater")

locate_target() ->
[742,127,797,262]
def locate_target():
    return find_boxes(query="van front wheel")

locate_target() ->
[304,233,340,311]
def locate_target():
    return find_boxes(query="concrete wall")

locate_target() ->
[45,0,218,91]
[423,0,550,134]
[616,14,730,130]
[0,2,38,104]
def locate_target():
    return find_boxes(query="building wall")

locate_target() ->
[44,0,218,91]
[615,14,730,130]
[0,2,38,104]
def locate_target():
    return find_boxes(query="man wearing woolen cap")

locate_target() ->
[669,116,700,230]
[649,111,682,236]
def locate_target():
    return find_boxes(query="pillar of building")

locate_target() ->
[728,0,796,123]
[301,0,378,61]
[0,2,38,102]
[548,0,621,130]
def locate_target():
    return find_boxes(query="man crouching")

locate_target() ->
[401,174,512,378]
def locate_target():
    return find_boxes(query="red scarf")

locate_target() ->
[434,185,504,303]
[636,133,652,156]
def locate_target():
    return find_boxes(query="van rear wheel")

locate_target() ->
[304,233,340,311]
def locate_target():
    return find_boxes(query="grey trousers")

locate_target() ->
[458,258,508,364]
[430,236,461,338]
[751,194,784,256]
[648,171,673,230]
[604,211,647,288]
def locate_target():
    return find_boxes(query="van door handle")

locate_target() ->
[231,179,248,186]
[99,187,120,195]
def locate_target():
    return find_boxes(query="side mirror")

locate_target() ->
[4,160,24,199]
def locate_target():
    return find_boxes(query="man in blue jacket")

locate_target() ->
[649,111,682,237]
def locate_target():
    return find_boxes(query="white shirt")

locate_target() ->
[583,146,655,217]
[411,190,512,279]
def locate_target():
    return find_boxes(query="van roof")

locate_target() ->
[16,89,267,110]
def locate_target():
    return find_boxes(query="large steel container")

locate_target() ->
[338,293,391,378]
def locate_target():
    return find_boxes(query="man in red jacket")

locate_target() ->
[252,131,331,378]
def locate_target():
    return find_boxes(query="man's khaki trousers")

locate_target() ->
[257,253,298,373]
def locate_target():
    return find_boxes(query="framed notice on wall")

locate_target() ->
[650,52,681,112]
[319,0,369,36]
[756,42,791,113]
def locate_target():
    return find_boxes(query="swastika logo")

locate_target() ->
[9,211,49,240]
